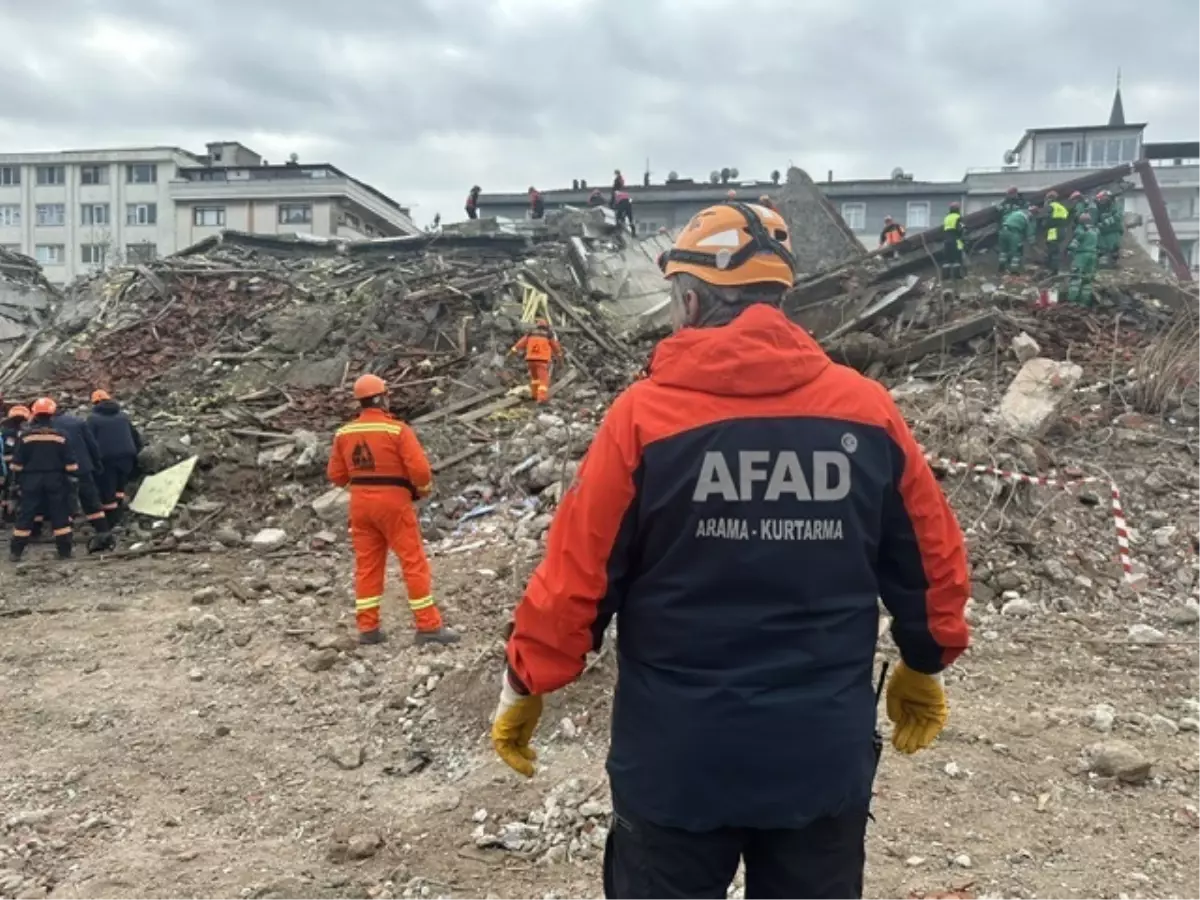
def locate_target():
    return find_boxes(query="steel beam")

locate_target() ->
[1134,159,1193,282]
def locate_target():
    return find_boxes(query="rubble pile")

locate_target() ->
[0,245,61,360]
[3,224,645,550]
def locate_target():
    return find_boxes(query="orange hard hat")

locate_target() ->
[535,318,549,328]
[660,201,795,289]
[91,389,111,404]
[352,374,387,401]
[31,397,56,416]
[8,405,30,421]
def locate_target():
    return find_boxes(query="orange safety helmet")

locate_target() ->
[31,397,57,417]
[534,318,549,328]
[91,389,111,404]
[7,405,30,421]
[352,374,387,401]
[659,201,795,289]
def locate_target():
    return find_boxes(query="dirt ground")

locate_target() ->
[1,533,1197,900]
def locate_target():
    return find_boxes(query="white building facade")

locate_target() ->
[0,141,418,283]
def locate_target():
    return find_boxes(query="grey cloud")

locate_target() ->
[0,0,1196,224]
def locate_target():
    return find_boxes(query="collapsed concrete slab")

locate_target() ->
[999,357,1084,436]
[775,167,864,276]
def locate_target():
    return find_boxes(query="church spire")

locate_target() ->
[1108,69,1126,127]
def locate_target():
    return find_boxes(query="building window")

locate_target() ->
[841,203,866,231]
[0,167,19,186]
[34,244,64,265]
[81,243,108,266]
[126,203,157,226]
[80,165,109,185]
[126,164,157,184]
[0,205,20,227]
[126,242,157,263]
[81,203,110,226]
[278,203,312,225]
[1044,141,1080,170]
[36,166,65,186]
[35,203,66,226]
[905,202,931,230]
[192,206,226,226]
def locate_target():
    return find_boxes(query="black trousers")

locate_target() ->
[12,476,73,558]
[95,455,135,504]
[615,199,635,236]
[603,798,868,899]
[73,473,111,533]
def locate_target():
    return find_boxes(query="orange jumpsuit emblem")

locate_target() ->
[326,408,443,634]
[511,332,563,403]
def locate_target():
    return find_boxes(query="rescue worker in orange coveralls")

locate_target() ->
[491,201,970,898]
[509,320,563,403]
[326,374,459,646]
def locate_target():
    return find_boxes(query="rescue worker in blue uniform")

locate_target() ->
[492,201,972,899]
[52,400,114,551]
[1,404,30,525]
[87,390,142,527]
[10,398,78,561]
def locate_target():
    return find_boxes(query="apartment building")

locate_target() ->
[0,141,418,283]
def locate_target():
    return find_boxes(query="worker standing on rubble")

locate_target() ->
[465,186,481,220]
[1067,212,1100,307]
[611,169,625,205]
[1094,191,1124,268]
[941,201,966,280]
[51,400,114,551]
[1042,190,1070,274]
[492,201,971,899]
[1,405,30,525]
[509,319,563,403]
[757,194,777,211]
[528,187,545,220]
[612,190,636,236]
[997,205,1036,274]
[87,390,143,528]
[879,215,905,257]
[997,186,1024,218]
[326,374,459,646]
[1069,190,1095,228]
[10,398,78,562]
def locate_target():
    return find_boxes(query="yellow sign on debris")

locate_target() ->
[129,456,198,518]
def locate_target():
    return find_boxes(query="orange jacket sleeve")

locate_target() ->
[511,336,529,355]
[397,424,433,494]
[506,391,641,695]
[326,433,349,486]
[878,389,970,674]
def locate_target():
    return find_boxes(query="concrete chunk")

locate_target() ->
[1010,331,1041,363]
[999,358,1083,437]
[311,487,350,522]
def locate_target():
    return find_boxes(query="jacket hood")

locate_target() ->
[648,304,831,397]
[93,399,123,415]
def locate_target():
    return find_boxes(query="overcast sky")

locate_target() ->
[1,0,1197,227]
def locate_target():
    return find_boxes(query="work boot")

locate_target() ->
[87,532,116,554]
[358,628,387,645]
[9,549,22,563]
[415,627,461,646]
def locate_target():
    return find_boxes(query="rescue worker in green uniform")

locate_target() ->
[1067,212,1099,306]
[997,186,1024,219]
[1094,191,1123,268]
[997,206,1036,274]
[1068,191,1095,227]
[941,202,965,280]
[1042,190,1070,274]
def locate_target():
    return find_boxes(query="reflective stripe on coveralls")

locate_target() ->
[326,409,442,634]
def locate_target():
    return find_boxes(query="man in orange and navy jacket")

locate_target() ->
[509,320,563,403]
[491,201,970,899]
[327,374,459,646]
[10,397,78,561]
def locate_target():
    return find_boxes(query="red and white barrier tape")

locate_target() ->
[925,453,1139,587]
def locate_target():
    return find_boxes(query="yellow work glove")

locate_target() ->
[885,662,948,754]
[491,672,543,777]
